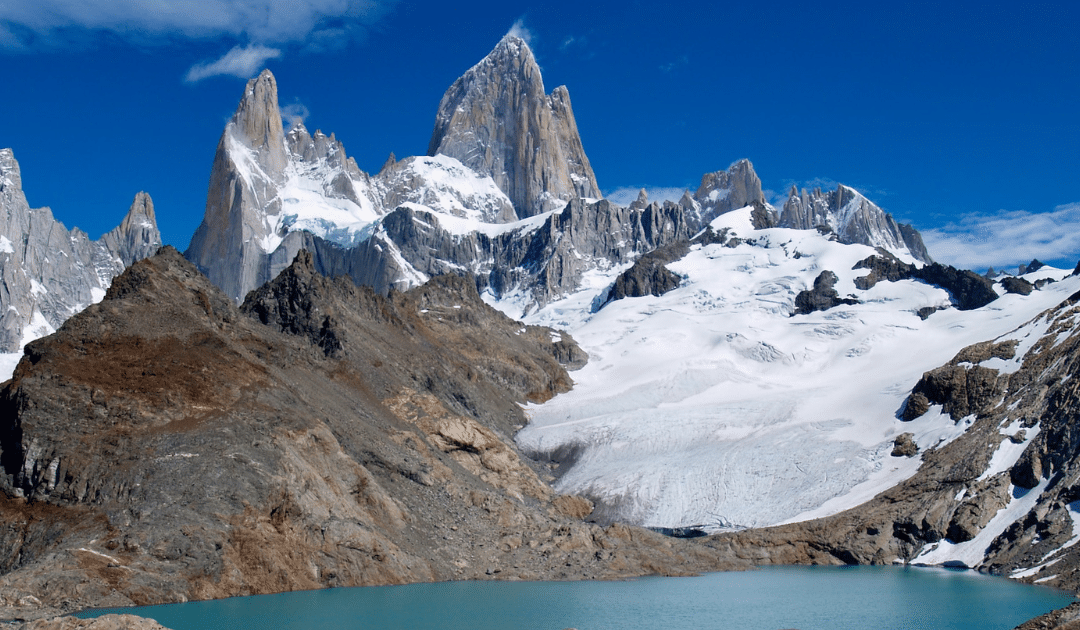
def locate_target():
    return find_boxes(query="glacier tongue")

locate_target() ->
[516,207,1080,531]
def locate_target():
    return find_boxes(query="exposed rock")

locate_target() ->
[891,433,917,457]
[852,255,999,311]
[902,340,1016,421]
[0,149,161,353]
[10,615,171,630]
[692,160,767,224]
[780,185,931,263]
[0,248,743,621]
[427,35,600,217]
[1001,276,1035,296]
[1019,259,1045,275]
[704,288,1080,594]
[602,241,691,306]
[792,270,859,315]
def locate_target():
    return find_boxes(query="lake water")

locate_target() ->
[78,566,1074,630]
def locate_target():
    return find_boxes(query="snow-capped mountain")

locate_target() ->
[780,184,932,262]
[428,34,601,218]
[188,35,928,313]
[514,206,1073,533]
[0,148,160,365]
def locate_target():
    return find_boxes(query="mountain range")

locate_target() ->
[1,33,1078,630]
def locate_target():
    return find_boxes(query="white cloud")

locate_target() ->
[280,102,311,129]
[606,186,689,207]
[506,18,533,45]
[0,0,394,50]
[185,44,281,82]
[921,202,1080,271]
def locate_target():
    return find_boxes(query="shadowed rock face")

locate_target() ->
[0,248,742,622]
[0,149,161,352]
[427,35,600,218]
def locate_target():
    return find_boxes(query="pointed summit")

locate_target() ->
[187,69,292,302]
[231,69,288,177]
[427,35,600,218]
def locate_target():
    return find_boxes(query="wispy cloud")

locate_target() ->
[185,44,281,82]
[280,102,311,129]
[921,203,1080,271]
[506,18,533,45]
[606,186,689,206]
[659,55,688,73]
[0,0,396,55]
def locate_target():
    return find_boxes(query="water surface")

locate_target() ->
[79,565,1073,630]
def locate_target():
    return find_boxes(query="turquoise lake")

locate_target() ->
[78,565,1074,630]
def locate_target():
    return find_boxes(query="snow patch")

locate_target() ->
[914,479,1050,568]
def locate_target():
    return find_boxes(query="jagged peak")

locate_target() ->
[125,191,155,223]
[229,69,285,156]
[0,147,21,191]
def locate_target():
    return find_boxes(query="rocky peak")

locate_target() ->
[427,35,600,218]
[0,148,21,193]
[693,159,767,224]
[780,184,932,263]
[229,69,288,178]
[629,188,650,210]
[0,150,161,355]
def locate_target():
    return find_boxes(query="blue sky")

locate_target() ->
[1,1,1077,271]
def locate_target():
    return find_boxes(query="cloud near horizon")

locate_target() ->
[922,202,1080,272]
[606,186,689,206]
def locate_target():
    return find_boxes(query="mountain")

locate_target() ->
[707,268,1080,594]
[0,248,741,621]
[780,184,931,262]
[427,35,600,218]
[187,38,929,314]
[0,148,160,356]
[516,207,1073,532]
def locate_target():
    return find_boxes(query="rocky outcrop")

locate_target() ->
[853,255,999,311]
[10,615,172,630]
[0,149,161,353]
[704,287,1080,594]
[780,185,931,263]
[0,248,743,622]
[902,340,1017,421]
[792,270,859,315]
[691,160,769,225]
[427,35,600,218]
[602,241,691,306]
[1002,276,1035,296]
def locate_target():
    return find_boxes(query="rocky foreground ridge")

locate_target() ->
[0,149,160,353]
[0,248,744,622]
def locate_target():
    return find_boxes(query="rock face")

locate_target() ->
[780,185,932,263]
[691,160,769,225]
[704,287,1080,594]
[0,149,161,353]
[792,270,859,314]
[427,35,600,218]
[0,248,743,621]
[184,44,935,316]
[853,255,999,311]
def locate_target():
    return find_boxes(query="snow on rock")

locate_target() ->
[516,207,1080,531]
[915,479,1050,568]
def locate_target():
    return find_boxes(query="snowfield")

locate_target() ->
[513,207,1079,532]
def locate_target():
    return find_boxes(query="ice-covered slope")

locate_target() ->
[515,207,1076,532]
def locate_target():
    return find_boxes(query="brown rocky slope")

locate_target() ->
[0,247,744,622]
